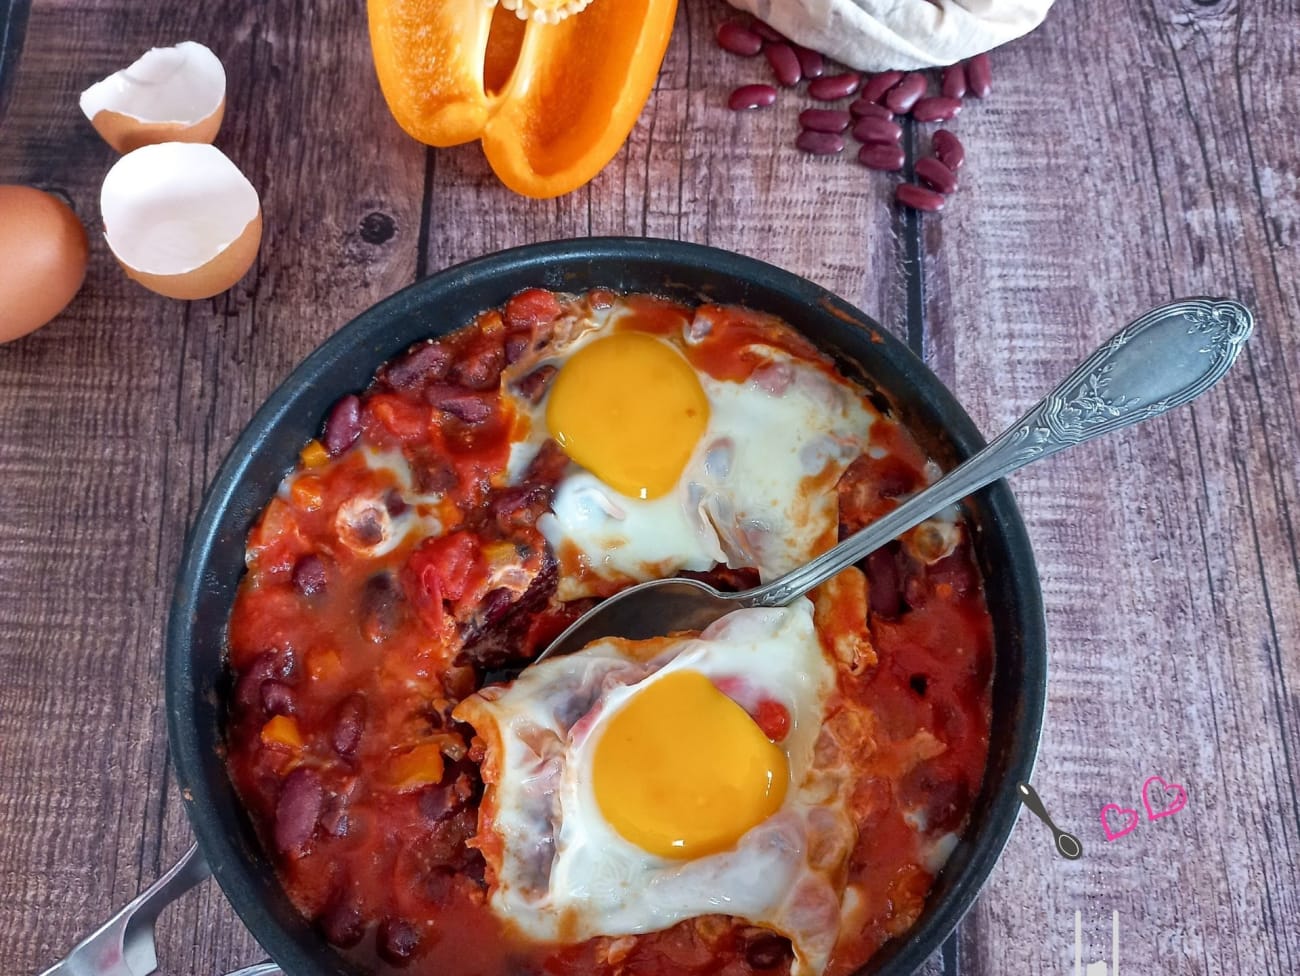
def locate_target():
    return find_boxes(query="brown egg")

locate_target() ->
[0,185,90,343]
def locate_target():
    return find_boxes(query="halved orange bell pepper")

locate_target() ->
[367,0,678,198]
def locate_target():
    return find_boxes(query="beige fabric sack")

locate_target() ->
[728,0,1056,72]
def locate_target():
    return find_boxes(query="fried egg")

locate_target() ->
[504,299,878,598]
[453,600,855,976]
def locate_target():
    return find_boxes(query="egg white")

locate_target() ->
[506,301,878,598]
[455,600,855,976]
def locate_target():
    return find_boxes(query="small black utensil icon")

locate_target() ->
[1017,782,1083,859]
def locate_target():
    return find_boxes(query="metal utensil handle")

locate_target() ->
[747,298,1253,607]
[36,841,279,976]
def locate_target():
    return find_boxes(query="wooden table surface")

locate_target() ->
[2,0,1298,973]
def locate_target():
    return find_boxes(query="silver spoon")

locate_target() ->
[537,298,1253,661]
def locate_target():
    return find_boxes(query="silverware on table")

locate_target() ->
[35,844,279,976]
[1017,781,1084,860]
[538,297,1254,660]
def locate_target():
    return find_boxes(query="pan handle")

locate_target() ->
[35,843,281,976]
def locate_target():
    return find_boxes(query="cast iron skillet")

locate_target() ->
[167,237,1046,976]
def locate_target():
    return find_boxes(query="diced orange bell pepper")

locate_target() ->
[388,743,446,792]
[261,715,304,750]
[367,0,678,198]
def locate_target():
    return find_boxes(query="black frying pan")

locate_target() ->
[164,238,1046,976]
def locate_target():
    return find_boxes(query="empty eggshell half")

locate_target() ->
[101,142,261,301]
[80,41,226,153]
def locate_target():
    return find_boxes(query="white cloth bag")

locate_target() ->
[727,0,1056,72]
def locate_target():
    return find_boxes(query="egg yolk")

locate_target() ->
[592,669,789,859]
[545,333,709,500]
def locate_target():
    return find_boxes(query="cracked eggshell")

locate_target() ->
[101,143,261,301]
[80,41,226,153]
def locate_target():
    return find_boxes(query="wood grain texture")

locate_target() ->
[1,0,1296,974]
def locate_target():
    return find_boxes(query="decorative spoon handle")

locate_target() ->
[745,298,1253,608]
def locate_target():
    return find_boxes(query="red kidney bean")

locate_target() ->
[849,99,893,120]
[966,52,992,97]
[940,63,967,99]
[764,43,802,87]
[448,337,504,390]
[409,446,457,493]
[807,71,861,101]
[383,488,407,516]
[860,70,903,105]
[866,546,903,617]
[274,768,324,855]
[858,143,905,171]
[896,182,946,211]
[260,680,297,716]
[359,573,405,643]
[716,19,763,56]
[742,930,794,970]
[798,108,851,133]
[322,394,361,456]
[932,129,966,170]
[378,918,421,965]
[513,363,557,403]
[884,72,927,114]
[792,46,825,79]
[795,130,845,155]
[851,116,902,144]
[426,384,493,423]
[331,693,366,758]
[916,156,959,194]
[751,20,785,42]
[320,898,366,948]
[382,341,450,389]
[912,96,962,123]
[728,84,777,110]
[292,554,327,597]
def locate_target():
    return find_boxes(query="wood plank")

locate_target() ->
[921,1,1300,973]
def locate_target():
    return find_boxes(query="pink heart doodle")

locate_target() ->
[1100,803,1139,841]
[1142,774,1188,821]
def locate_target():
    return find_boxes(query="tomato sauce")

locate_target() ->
[223,290,993,975]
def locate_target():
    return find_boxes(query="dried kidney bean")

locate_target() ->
[966,53,992,97]
[275,768,324,855]
[896,183,946,212]
[940,63,967,99]
[764,43,802,86]
[322,395,361,456]
[799,108,851,133]
[916,156,958,194]
[728,84,777,110]
[932,129,965,170]
[851,116,902,145]
[884,72,927,113]
[793,46,825,79]
[795,130,845,155]
[858,143,905,171]
[850,99,893,120]
[808,71,861,101]
[751,20,785,42]
[912,96,962,123]
[716,19,763,56]
[860,71,903,105]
